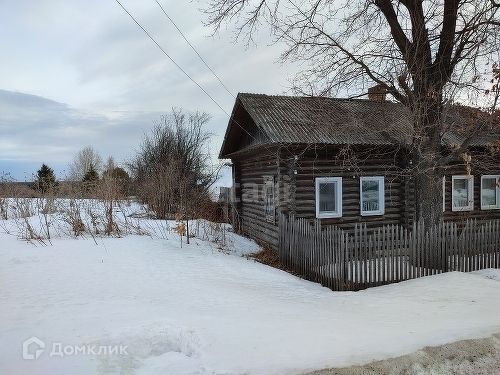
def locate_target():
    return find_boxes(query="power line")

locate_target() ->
[153,0,235,99]
[113,0,298,162]
[114,0,231,117]
[114,0,279,157]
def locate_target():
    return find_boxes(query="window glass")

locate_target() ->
[452,176,473,211]
[319,182,337,213]
[360,177,384,215]
[481,176,499,209]
[263,176,275,222]
[362,180,380,212]
[453,178,469,208]
[265,186,274,215]
[315,177,342,218]
[482,177,497,207]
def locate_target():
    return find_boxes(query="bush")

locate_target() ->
[33,164,57,194]
[129,108,219,219]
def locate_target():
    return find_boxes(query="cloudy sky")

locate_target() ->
[0,0,295,182]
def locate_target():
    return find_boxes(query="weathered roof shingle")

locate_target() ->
[219,93,499,157]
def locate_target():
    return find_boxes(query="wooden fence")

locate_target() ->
[278,214,500,291]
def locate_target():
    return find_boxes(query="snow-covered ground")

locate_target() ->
[1,205,500,374]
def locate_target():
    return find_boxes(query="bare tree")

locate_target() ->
[205,0,500,226]
[68,146,103,181]
[104,156,116,173]
[129,108,220,219]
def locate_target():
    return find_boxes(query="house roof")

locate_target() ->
[219,93,499,158]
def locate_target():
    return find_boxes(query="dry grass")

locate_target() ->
[305,333,500,375]
[248,246,300,276]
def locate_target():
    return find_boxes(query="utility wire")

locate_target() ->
[114,0,298,161]
[114,0,283,158]
[153,0,235,99]
[114,0,232,118]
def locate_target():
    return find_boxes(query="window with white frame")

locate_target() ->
[451,175,474,211]
[315,177,342,218]
[481,175,500,210]
[360,176,385,216]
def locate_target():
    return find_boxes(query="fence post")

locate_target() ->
[276,216,499,292]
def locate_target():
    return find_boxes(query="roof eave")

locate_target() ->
[218,94,244,159]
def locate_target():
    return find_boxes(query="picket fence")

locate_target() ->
[277,214,500,291]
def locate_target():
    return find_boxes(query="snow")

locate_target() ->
[1,206,500,374]
[316,257,443,282]
[473,268,500,282]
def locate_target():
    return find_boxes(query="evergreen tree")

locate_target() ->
[102,166,130,197]
[34,164,57,193]
[102,166,129,181]
[82,165,99,183]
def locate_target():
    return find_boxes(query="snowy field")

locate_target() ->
[1,201,500,374]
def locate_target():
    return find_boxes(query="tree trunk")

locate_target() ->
[411,96,445,229]
[414,169,443,228]
[106,199,114,235]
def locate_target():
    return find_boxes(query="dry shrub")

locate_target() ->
[0,174,142,242]
[63,201,86,237]
[196,198,224,222]
[0,162,231,249]
[249,246,298,275]
[95,173,127,235]
[129,109,220,220]
[0,198,6,220]
[192,220,228,249]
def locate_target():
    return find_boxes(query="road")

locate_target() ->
[306,333,500,375]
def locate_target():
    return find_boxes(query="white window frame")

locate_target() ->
[360,176,385,216]
[480,175,500,210]
[315,177,342,219]
[451,175,474,212]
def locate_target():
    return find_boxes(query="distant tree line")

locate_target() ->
[22,108,220,222]
[31,149,130,198]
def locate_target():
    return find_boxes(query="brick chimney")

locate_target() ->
[368,84,386,102]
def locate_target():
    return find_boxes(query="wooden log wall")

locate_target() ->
[279,145,500,229]
[232,147,285,248]
[442,160,500,222]
[280,145,407,230]
[231,144,499,249]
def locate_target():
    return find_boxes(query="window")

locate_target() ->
[263,176,275,222]
[360,176,385,216]
[451,175,474,211]
[481,175,500,210]
[315,177,342,218]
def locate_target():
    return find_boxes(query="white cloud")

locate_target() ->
[0,90,158,175]
[0,0,299,179]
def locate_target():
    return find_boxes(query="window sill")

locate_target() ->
[361,211,385,216]
[316,213,342,219]
[480,206,500,210]
[451,206,474,212]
